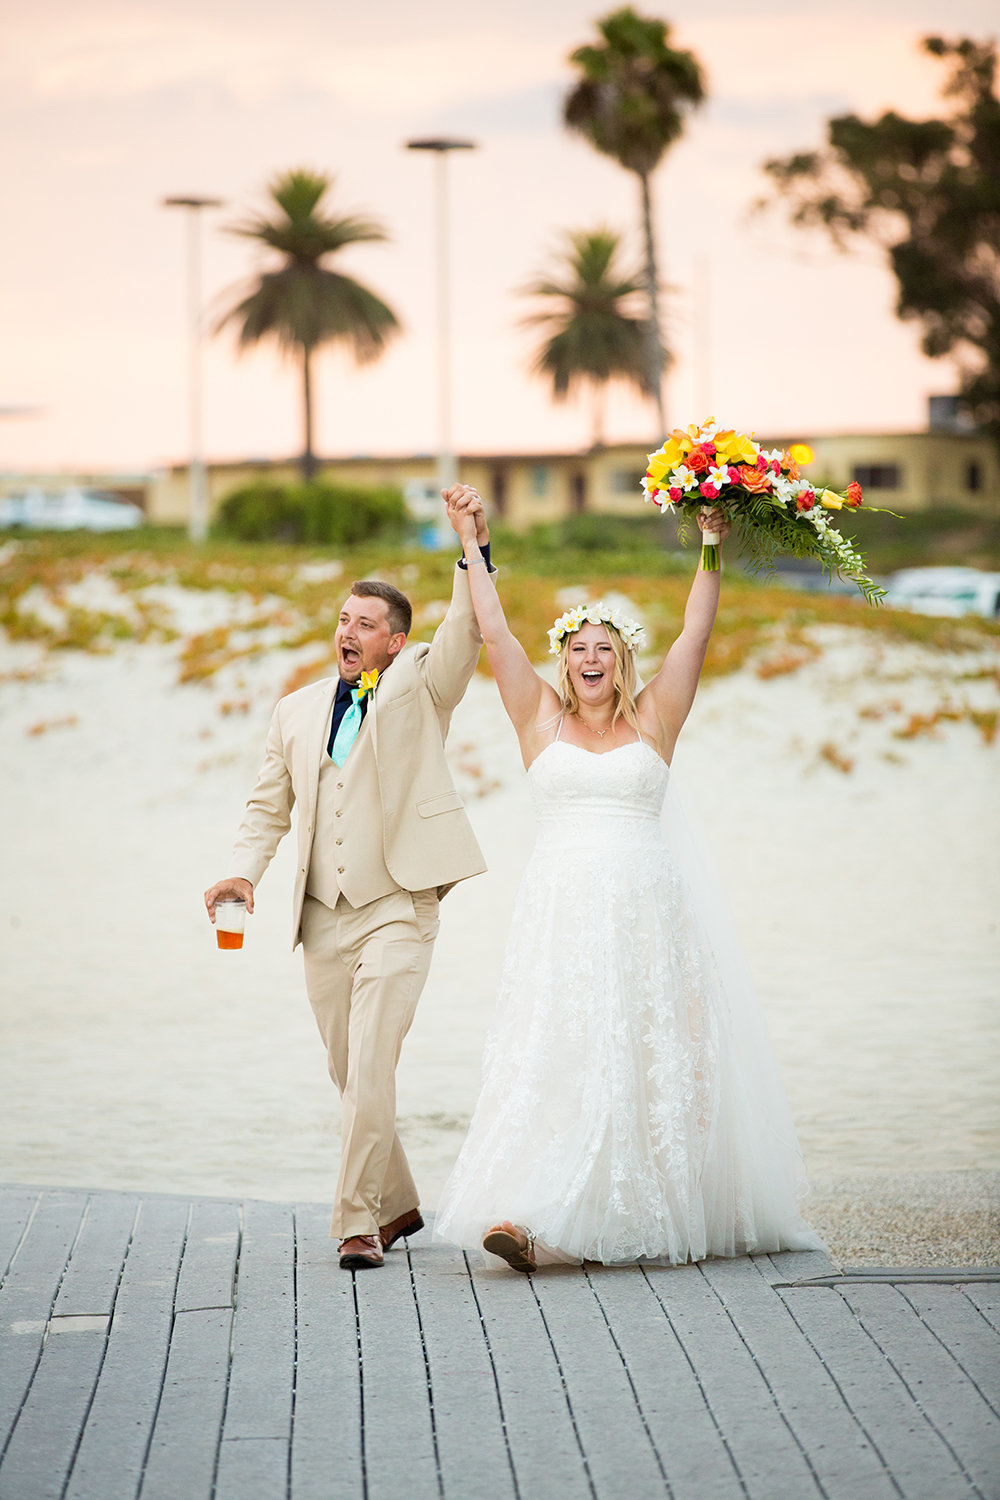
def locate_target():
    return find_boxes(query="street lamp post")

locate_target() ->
[162,195,223,543]
[406,139,476,519]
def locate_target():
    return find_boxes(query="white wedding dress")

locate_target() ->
[435,727,823,1265]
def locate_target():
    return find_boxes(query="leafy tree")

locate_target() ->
[215,170,401,480]
[564,8,706,435]
[759,36,1000,451]
[521,228,652,447]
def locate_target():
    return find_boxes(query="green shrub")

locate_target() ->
[213,480,407,546]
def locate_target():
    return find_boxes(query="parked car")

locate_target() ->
[883,567,1000,619]
[0,487,145,532]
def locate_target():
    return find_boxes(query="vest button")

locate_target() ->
[337,866,345,875]
[335,809,342,817]
[336,782,344,790]
[336,838,343,846]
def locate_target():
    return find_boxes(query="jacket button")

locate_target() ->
[337,866,345,875]
[336,838,343,846]
[336,782,343,790]
[335,809,342,817]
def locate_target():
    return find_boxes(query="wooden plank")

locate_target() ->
[54,1191,138,1317]
[843,1283,1000,1496]
[902,1285,1000,1417]
[467,1262,594,1500]
[962,1284,1000,1337]
[0,1189,39,1285]
[1,1188,136,1499]
[754,1249,840,1285]
[354,1246,439,1500]
[779,1285,976,1500]
[408,1240,516,1500]
[64,1196,190,1500]
[595,1265,744,1500]
[0,1189,87,1456]
[649,1261,821,1499]
[215,1438,289,1500]
[532,1264,668,1498]
[220,1201,293,1442]
[0,1327,107,1500]
[174,1197,241,1313]
[289,1205,364,1500]
[700,1258,897,1500]
[139,1306,233,1500]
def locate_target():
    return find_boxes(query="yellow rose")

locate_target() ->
[819,490,844,510]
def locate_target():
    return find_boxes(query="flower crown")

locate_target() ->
[547,601,646,656]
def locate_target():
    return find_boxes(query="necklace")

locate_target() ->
[575,713,612,739]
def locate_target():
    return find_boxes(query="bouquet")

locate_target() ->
[642,419,887,604]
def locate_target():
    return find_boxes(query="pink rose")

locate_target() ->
[727,466,741,484]
[699,480,720,499]
[797,490,815,512]
[668,486,683,502]
[756,454,768,473]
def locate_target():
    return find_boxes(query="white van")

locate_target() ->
[0,487,144,532]
[884,567,1000,619]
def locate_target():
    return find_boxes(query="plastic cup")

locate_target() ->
[215,898,246,950]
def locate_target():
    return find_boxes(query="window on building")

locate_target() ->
[491,468,508,516]
[531,464,549,497]
[612,468,645,493]
[853,464,901,490]
[965,460,982,492]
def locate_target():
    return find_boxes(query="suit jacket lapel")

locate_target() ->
[306,679,338,815]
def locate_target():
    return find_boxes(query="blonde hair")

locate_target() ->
[557,622,640,733]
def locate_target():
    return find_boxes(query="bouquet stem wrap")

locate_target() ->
[699,505,721,571]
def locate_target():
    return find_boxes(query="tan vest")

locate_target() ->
[304,709,400,910]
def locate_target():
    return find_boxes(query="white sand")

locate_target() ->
[1,575,998,1260]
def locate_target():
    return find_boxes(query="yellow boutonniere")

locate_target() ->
[358,669,380,700]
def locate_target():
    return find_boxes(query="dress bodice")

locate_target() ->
[528,740,668,850]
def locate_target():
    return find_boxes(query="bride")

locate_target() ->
[436,487,822,1271]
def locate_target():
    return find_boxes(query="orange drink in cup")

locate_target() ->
[215,898,246,950]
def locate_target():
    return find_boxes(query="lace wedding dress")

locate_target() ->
[435,732,822,1265]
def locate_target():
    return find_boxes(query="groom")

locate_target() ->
[205,489,493,1270]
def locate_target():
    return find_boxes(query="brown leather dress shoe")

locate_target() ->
[379,1208,425,1251]
[339,1235,384,1270]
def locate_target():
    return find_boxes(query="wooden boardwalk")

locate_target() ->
[1,1186,998,1500]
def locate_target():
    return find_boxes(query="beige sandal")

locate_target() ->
[483,1222,536,1274]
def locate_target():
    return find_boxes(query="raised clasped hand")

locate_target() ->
[444,483,488,547]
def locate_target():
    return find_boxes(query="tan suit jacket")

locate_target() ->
[229,563,490,947]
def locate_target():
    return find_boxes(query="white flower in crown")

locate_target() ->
[548,599,647,656]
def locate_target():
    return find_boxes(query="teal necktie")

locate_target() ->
[330,688,364,767]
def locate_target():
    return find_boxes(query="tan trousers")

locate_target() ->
[300,888,439,1240]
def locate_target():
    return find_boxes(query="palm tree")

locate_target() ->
[215,170,400,480]
[564,8,706,435]
[521,228,652,449]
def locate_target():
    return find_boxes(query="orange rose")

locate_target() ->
[687,447,710,474]
[782,452,800,482]
[738,464,773,494]
[846,481,863,507]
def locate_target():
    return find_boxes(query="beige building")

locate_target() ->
[6,411,998,530]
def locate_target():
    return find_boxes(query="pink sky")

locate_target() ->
[1,0,996,473]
